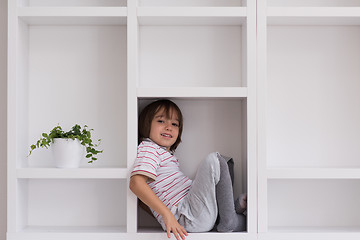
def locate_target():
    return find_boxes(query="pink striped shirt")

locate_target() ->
[131,139,192,229]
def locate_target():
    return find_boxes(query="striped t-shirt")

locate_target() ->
[131,139,192,229]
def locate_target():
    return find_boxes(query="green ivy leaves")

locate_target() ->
[28,124,103,163]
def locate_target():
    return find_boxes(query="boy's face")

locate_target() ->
[149,108,180,151]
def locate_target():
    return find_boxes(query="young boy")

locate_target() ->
[130,99,246,240]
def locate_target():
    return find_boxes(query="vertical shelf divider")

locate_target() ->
[7,0,17,233]
[257,0,269,234]
[126,0,139,234]
[245,0,258,235]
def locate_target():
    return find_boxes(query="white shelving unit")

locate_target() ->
[9,0,360,239]
[11,0,360,239]
[8,1,256,240]
[258,0,360,239]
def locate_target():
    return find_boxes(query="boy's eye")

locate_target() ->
[172,123,179,127]
[157,120,164,123]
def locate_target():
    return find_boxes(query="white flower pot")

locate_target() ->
[52,138,84,168]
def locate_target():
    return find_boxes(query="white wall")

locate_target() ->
[0,0,7,240]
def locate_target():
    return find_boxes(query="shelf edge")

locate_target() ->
[16,168,128,179]
[17,7,128,17]
[267,7,360,17]
[138,7,247,17]
[137,7,247,25]
[267,168,360,179]
[137,87,248,99]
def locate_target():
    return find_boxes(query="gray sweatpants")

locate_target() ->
[175,152,221,232]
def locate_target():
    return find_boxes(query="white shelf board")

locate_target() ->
[268,7,360,25]
[138,7,247,25]
[268,226,360,233]
[260,227,360,240]
[17,168,128,179]
[137,228,254,240]
[18,7,127,25]
[11,230,255,240]
[9,226,127,240]
[137,87,247,99]
[267,168,360,179]
[21,226,126,233]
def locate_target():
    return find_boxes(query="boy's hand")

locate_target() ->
[163,213,188,240]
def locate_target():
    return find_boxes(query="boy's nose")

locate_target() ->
[165,123,172,130]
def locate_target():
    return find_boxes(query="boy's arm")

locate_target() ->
[129,174,188,240]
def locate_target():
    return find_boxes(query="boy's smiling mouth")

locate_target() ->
[161,133,172,138]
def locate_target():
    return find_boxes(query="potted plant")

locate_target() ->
[29,124,103,168]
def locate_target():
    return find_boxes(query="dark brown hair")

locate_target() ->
[138,99,183,152]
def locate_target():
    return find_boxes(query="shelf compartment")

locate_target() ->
[17,168,128,179]
[139,25,244,88]
[18,7,127,25]
[266,25,360,168]
[137,98,248,228]
[136,98,249,230]
[268,7,360,25]
[138,7,247,25]
[18,179,126,232]
[267,168,360,179]
[268,179,360,230]
[137,87,247,99]
[137,99,248,229]
[21,24,127,168]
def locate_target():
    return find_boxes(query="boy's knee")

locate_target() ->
[203,152,221,182]
[205,152,219,165]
